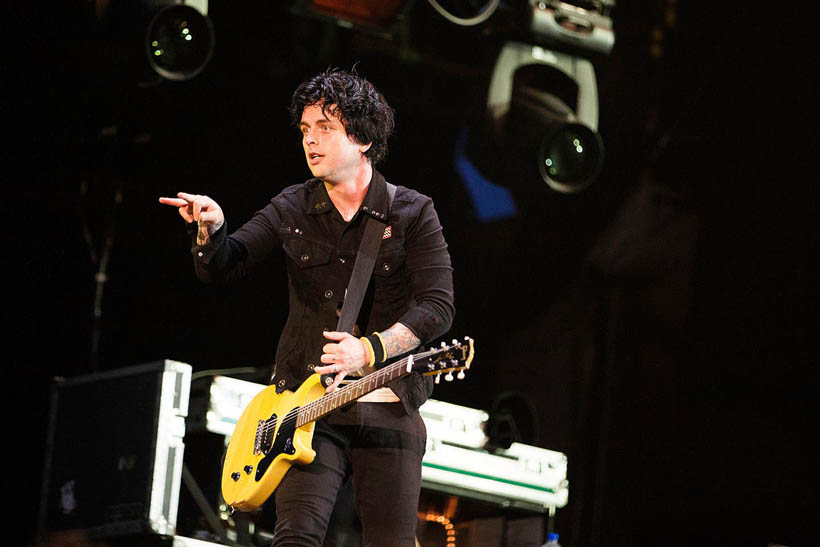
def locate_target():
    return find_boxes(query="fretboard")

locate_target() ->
[296,353,419,427]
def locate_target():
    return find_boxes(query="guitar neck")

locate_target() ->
[296,353,419,427]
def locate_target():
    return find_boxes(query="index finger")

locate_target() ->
[177,192,202,202]
[158,197,189,207]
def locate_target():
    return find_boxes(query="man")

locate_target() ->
[159,69,455,546]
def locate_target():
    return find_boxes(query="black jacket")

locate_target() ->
[191,170,455,413]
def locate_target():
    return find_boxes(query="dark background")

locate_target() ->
[8,1,817,546]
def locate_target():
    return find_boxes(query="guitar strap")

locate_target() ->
[321,182,396,388]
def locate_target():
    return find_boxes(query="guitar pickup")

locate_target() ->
[254,417,274,455]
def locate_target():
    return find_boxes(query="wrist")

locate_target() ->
[361,337,376,368]
[363,333,387,364]
[196,220,209,245]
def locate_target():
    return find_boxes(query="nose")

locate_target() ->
[304,129,317,145]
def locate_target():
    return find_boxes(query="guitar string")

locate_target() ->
[257,346,456,437]
[296,346,449,424]
[256,356,406,439]
[286,349,425,429]
[295,344,465,427]
[292,359,404,427]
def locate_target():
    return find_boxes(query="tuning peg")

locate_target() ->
[445,371,454,381]
[434,374,441,384]
[441,341,447,348]
[452,339,458,345]
[457,370,465,380]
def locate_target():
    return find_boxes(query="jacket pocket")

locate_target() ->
[373,248,406,278]
[282,233,332,269]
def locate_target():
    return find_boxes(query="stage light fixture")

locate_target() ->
[94,0,214,82]
[528,0,615,56]
[479,41,605,194]
[145,1,214,81]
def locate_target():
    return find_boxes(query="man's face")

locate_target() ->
[299,103,371,183]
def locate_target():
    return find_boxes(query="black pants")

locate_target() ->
[271,402,427,547]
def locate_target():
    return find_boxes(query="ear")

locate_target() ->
[359,141,372,155]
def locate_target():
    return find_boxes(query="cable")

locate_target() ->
[191,366,260,381]
[426,0,500,26]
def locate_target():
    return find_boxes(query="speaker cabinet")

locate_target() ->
[37,360,191,542]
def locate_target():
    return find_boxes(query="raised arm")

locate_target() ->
[159,192,282,284]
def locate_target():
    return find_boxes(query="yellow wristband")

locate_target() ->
[361,337,376,367]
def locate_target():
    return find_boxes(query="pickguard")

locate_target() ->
[255,407,299,481]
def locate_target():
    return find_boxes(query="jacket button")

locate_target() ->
[324,289,334,299]
[307,363,315,371]
[382,263,391,271]
[301,254,310,262]
[277,379,286,388]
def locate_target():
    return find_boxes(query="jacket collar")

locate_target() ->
[306,169,389,223]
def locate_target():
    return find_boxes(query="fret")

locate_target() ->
[296,353,433,426]
[295,344,468,432]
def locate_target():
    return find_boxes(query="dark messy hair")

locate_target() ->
[290,68,395,166]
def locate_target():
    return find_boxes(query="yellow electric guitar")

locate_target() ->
[221,337,475,511]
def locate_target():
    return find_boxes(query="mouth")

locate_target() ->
[308,152,323,165]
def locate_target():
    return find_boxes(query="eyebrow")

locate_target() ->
[299,115,333,128]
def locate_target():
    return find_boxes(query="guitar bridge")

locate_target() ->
[254,416,274,455]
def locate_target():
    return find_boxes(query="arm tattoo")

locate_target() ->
[380,322,421,359]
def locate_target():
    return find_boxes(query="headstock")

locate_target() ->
[410,337,475,383]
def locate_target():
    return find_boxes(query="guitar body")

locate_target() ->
[220,337,474,512]
[221,374,327,511]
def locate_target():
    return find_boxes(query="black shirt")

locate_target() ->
[191,170,455,412]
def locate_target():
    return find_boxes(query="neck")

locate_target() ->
[296,352,415,426]
[325,162,373,221]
